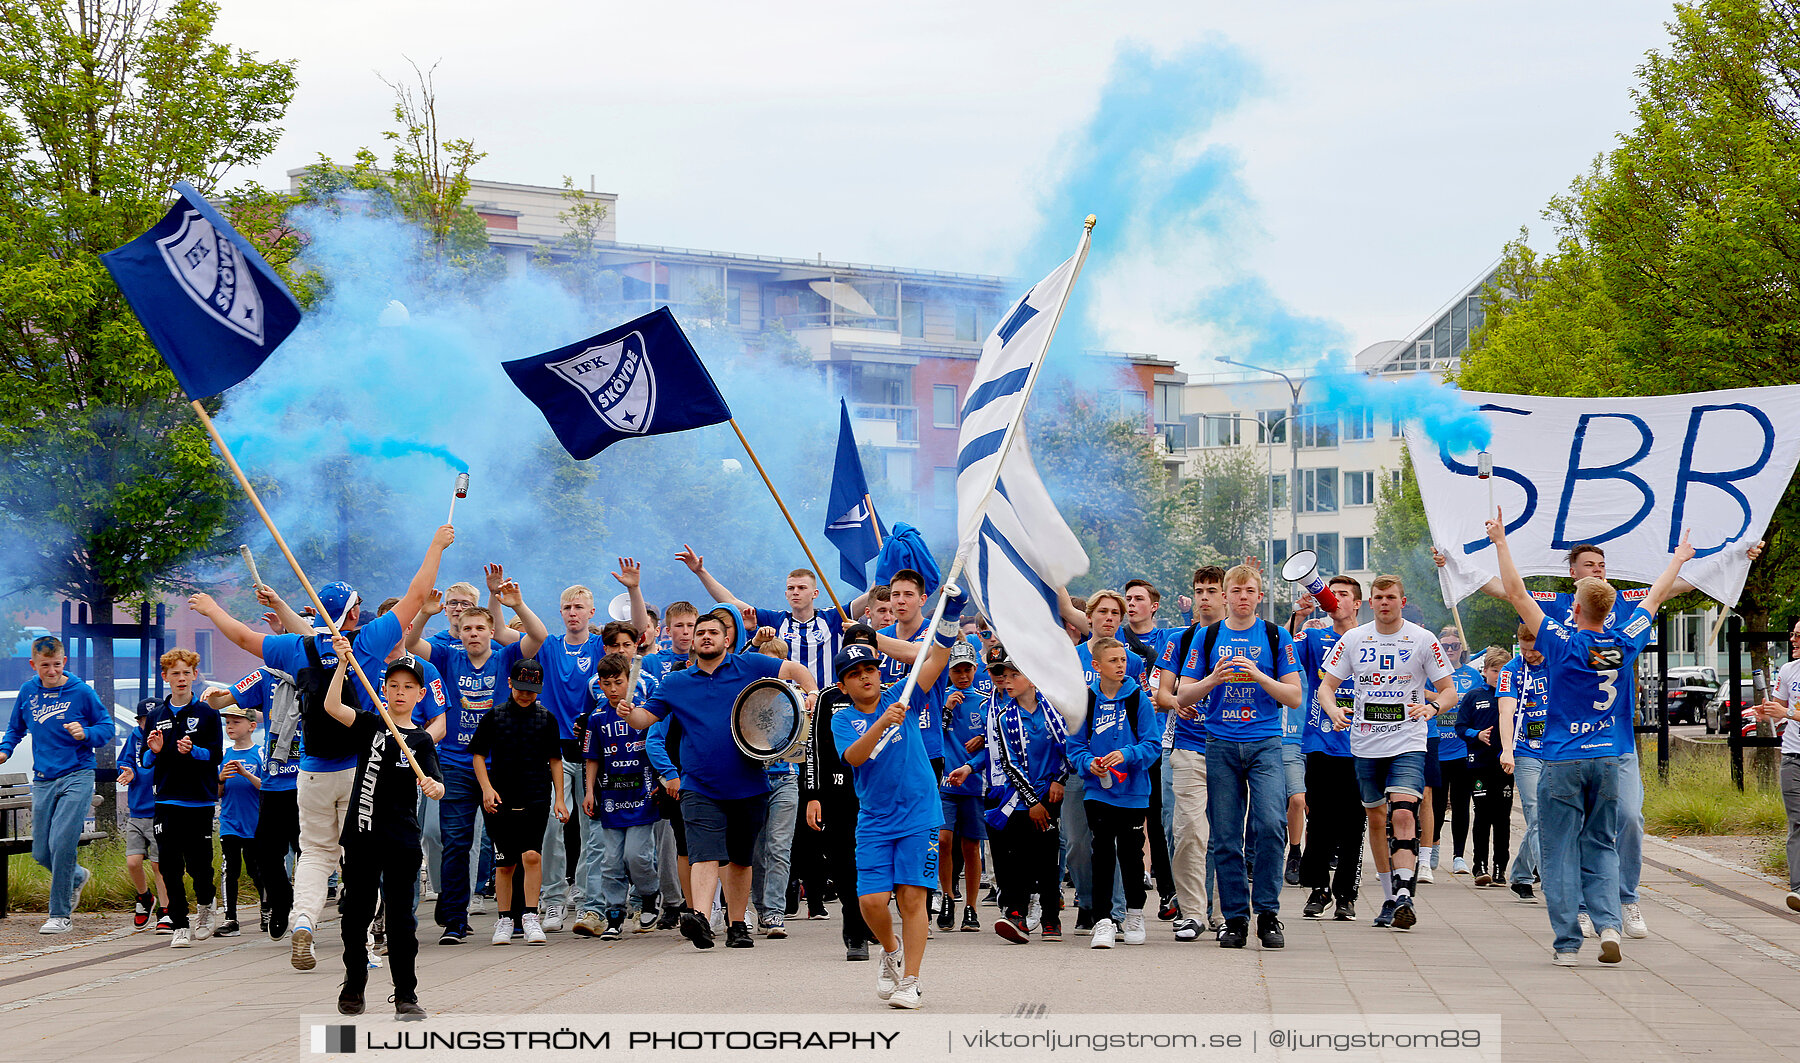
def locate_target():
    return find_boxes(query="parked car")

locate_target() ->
[1706,679,1760,735]
[1663,666,1719,726]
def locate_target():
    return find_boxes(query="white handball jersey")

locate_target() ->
[1777,659,1800,756]
[1322,620,1453,759]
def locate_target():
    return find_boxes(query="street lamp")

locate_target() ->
[1216,356,1305,574]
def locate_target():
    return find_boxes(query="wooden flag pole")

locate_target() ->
[190,400,427,782]
[866,492,885,548]
[728,418,852,622]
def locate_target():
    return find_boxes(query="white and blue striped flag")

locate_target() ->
[955,249,1092,729]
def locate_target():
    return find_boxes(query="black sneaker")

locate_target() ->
[961,906,980,932]
[438,924,469,945]
[656,904,683,930]
[937,901,955,932]
[1285,847,1302,886]
[1257,912,1285,949]
[217,919,241,938]
[1474,864,1493,887]
[725,921,755,948]
[1158,894,1180,920]
[133,892,152,930]
[1172,917,1201,941]
[602,911,625,940]
[1333,898,1356,921]
[1072,909,1094,933]
[269,908,288,941]
[338,981,366,1016]
[393,995,425,1022]
[1217,917,1248,949]
[1040,922,1062,942]
[995,912,1030,944]
[846,941,870,961]
[1373,901,1397,928]
[1391,896,1417,931]
[259,909,270,934]
[1511,882,1536,901]
[1303,889,1331,918]
[679,911,715,950]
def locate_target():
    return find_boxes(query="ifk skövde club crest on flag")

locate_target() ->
[101,181,302,399]
[505,306,732,460]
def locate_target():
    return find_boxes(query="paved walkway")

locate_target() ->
[2,832,1797,1062]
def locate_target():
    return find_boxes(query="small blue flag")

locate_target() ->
[101,182,303,399]
[824,399,883,590]
[503,307,732,460]
[875,522,942,600]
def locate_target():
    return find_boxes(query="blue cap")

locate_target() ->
[833,643,881,683]
[317,582,360,626]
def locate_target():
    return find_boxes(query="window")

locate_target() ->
[1268,473,1287,510]
[933,467,956,510]
[1269,539,1289,569]
[901,299,924,338]
[1300,467,1338,513]
[1115,389,1148,418]
[1344,407,1375,441]
[1344,471,1376,507]
[1301,533,1340,576]
[1154,382,1182,424]
[1202,413,1242,447]
[1257,409,1287,444]
[1344,536,1371,572]
[1389,469,1404,494]
[933,385,958,428]
[1390,414,1405,438]
[195,630,214,676]
[1299,405,1337,448]
[885,450,914,489]
[955,305,978,342]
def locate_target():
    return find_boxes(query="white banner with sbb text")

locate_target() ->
[1406,385,1800,607]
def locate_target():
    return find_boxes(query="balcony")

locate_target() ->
[850,403,919,446]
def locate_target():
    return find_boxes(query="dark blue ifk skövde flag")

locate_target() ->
[503,307,732,460]
[824,398,883,590]
[101,182,302,399]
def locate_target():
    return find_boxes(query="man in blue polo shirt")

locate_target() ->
[620,609,819,950]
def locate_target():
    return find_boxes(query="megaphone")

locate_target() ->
[607,591,634,622]
[1279,550,1340,613]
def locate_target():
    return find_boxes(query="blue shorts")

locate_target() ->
[1282,743,1306,798]
[940,793,988,839]
[855,828,941,895]
[1422,735,1443,790]
[1355,750,1427,808]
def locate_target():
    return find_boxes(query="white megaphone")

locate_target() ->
[1279,550,1340,613]
[607,591,634,622]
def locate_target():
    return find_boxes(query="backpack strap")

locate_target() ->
[1262,620,1282,671]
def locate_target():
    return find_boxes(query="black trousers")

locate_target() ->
[220,834,265,920]
[1146,757,1175,896]
[1470,762,1514,874]
[992,806,1062,923]
[153,804,217,929]
[811,798,869,945]
[341,835,422,1000]
[255,788,300,921]
[1435,756,1474,858]
[792,812,830,913]
[1086,801,1148,916]
[1299,752,1363,902]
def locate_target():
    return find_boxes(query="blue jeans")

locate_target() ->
[751,773,799,916]
[32,773,92,920]
[1540,756,1623,954]
[434,762,479,929]
[1206,737,1286,921]
[1508,756,1543,886]
[593,823,660,910]
[1616,747,1644,905]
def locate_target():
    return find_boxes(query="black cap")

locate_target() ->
[510,657,544,693]
[843,622,879,648]
[985,645,1018,675]
[833,643,882,683]
[385,655,427,687]
[135,697,160,718]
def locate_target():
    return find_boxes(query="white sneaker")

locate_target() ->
[540,905,564,933]
[877,946,904,1000]
[491,917,514,945]
[1427,846,1440,870]
[70,865,89,913]
[38,917,71,934]
[1026,899,1042,932]
[522,912,547,945]
[1622,903,1648,939]
[1090,918,1116,948]
[1598,927,1623,964]
[1416,862,1435,884]
[888,976,922,1009]
[1552,950,1579,967]
[170,927,192,948]
[193,906,214,941]
[1578,912,1596,938]
[469,894,488,915]
[710,902,726,935]
[1121,910,1147,946]
[1452,857,1470,875]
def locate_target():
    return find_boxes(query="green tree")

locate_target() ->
[531,176,617,308]
[1174,445,1265,574]
[0,1,295,697]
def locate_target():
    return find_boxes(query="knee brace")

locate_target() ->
[1389,835,1419,858]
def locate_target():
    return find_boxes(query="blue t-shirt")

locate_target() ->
[939,684,989,796]
[641,653,783,800]
[219,745,264,838]
[583,695,658,829]
[1295,626,1352,758]
[0,675,113,782]
[641,648,687,684]
[425,641,524,769]
[1177,620,1300,743]
[1535,588,1648,722]
[1158,623,1210,753]
[1437,664,1483,760]
[833,683,942,842]
[120,728,157,817]
[1534,608,1653,760]
[261,612,407,772]
[1126,626,1175,692]
[1497,654,1550,760]
[878,621,947,761]
[537,633,603,740]
[226,667,301,793]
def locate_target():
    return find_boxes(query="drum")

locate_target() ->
[731,677,811,763]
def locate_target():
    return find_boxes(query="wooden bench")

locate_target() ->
[1,772,108,918]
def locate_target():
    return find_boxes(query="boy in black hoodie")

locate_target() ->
[142,648,224,948]
[1457,648,1513,886]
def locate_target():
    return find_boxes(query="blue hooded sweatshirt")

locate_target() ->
[1064,676,1160,810]
[1,675,114,782]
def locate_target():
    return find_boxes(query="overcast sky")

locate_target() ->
[216,0,1677,368]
